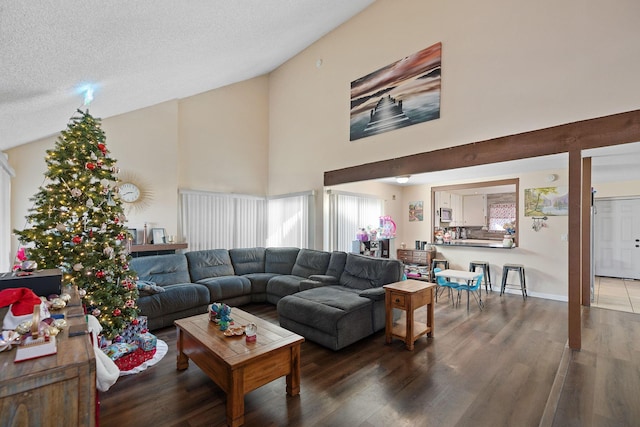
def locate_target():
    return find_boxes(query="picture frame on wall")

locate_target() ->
[151,228,166,244]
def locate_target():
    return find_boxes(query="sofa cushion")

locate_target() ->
[339,253,403,290]
[266,275,306,301]
[229,247,266,275]
[242,272,280,295]
[358,287,386,301]
[196,275,251,302]
[291,249,331,278]
[185,249,234,281]
[130,254,191,286]
[277,286,374,349]
[264,247,300,274]
[326,251,347,278]
[137,283,210,318]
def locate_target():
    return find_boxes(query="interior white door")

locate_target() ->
[594,198,640,279]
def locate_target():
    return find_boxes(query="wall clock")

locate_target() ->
[120,182,141,203]
[117,171,152,213]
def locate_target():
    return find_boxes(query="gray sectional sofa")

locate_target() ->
[130,247,403,350]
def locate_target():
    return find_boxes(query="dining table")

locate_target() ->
[434,269,483,311]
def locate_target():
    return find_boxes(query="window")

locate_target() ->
[267,192,314,248]
[179,190,312,250]
[488,203,516,231]
[326,191,383,252]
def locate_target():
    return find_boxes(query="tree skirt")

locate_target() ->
[118,339,168,376]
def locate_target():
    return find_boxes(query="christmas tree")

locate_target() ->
[15,109,138,339]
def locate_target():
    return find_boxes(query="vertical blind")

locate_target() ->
[1,153,16,271]
[267,193,311,248]
[179,190,312,250]
[327,191,383,252]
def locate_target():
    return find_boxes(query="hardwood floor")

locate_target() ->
[98,292,639,427]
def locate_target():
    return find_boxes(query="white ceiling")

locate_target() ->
[0,0,374,151]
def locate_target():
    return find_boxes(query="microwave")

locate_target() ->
[440,207,453,222]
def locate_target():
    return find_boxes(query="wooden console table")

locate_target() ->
[130,243,188,258]
[383,279,436,350]
[0,295,96,426]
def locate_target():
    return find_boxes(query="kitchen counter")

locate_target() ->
[433,239,515,249]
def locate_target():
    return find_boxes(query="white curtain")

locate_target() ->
[267,192,313,248]
[1,153,16,271]
[327,191,383,252]
[179,190,310,251]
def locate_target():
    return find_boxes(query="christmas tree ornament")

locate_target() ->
[14,110,139,339]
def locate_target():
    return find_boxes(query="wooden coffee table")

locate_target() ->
[175,308,304,427]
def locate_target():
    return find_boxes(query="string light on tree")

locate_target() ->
[14,109,138,339]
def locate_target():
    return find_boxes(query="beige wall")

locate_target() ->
[593,180,640,199]
[178,76,269,195]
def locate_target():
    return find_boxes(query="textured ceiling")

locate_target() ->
[0,0,374,150]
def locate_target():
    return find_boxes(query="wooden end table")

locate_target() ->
[175,309,304,427]
[383,279,436,350]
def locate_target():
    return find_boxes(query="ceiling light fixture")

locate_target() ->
[396,175,410,184]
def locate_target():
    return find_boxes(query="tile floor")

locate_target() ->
[592,276,640,313]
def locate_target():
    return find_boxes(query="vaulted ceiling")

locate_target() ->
[0,1,374,151]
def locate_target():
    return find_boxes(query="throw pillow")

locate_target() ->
[136,280,165,296]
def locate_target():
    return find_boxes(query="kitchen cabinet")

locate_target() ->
[436,191,463,226]
[463,194,487,226]
[450,194,463,226]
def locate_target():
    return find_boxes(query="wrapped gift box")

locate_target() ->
[120,316,148,343]
[135,332,157,352]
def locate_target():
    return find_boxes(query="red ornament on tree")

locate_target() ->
[85,162,96,170]
[113,216,119,224]
[95,270,106,279]
[97,143,107,154]
[113,308,122,317]
[116,233,125,241]
[132,318,139,325]
[72,235,82,244]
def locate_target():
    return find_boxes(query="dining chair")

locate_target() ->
[433,267,459,306]
[456,275,484,311]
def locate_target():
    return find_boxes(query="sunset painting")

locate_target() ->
[350,42,442,141]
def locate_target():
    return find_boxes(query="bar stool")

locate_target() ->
[430,258,449,283]
[500,264,527,300]
[469,261,492,295]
